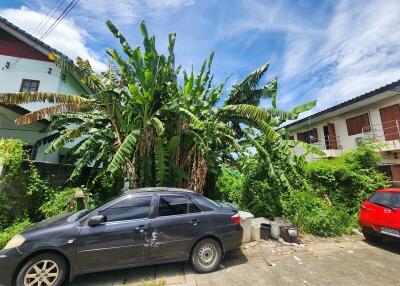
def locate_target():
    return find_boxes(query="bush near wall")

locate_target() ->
[305,143,388,215]
[217,143,389,237]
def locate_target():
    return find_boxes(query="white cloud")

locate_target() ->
[0,6,107,71]
[282,0,400,114]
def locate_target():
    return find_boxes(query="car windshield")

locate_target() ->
[369,192,400,209]
[67,209,94,222]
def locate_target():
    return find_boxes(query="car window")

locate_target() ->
[188,201,201,213]
[369,192,400,208]
[99,195,152,222]
[194,195,221,209]
[157,195,200,217]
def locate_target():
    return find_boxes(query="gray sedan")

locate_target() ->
[0,188,243,286]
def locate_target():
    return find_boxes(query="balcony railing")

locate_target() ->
[307,135,342,150]
[362,119,400,142]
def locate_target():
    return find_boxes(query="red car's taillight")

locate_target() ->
[231,213,240,224]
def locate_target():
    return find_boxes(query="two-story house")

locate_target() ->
[0,16,89,163]
[286,80,400,181]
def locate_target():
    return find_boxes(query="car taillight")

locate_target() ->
[231,213,240,224]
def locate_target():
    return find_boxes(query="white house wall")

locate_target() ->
[0,55,86,163]
[291,94,400,151]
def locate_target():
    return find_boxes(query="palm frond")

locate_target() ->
[226,62,270,105]
[106,20,134,57]
[149,117,165,136]
[45,123,92,154]
[0,92,89,105]
[289,100,317,117]
[107,129,140,173]
[177,108,204,130]
[284,139,326,156]
[15,104,89,125]
[217,104,278,140]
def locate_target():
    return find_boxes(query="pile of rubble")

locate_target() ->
[239,211,302,246]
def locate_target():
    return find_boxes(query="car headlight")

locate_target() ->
[3,235,26,250]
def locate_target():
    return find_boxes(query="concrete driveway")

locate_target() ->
[69,235,400,286]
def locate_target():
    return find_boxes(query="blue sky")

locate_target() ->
[1,0,400,116]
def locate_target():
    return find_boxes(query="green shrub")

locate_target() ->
[40,188,89,219]
[281,190,353,237]
[216,165,244,205]
[0,219,32,249]
[306,143,388,215]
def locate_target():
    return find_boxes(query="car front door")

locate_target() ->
[75,194,155,272]
[148,194,210,261]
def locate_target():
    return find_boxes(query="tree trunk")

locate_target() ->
[189,150,208,194]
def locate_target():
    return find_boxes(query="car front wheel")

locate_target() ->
[16,253,68,286]
[190,238,222,273]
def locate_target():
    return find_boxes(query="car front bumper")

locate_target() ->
[0,248,25,286]
[362,227,400,240]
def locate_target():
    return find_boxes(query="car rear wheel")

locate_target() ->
[16,253,67,286]
[362,230,383,243]
[190,238,222,273]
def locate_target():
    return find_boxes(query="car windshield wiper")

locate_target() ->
[373,203,397,211]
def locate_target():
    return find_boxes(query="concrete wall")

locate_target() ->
[0,55,86,163]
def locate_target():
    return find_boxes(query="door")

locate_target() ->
[379,104,400,141]
[327,123,338,149]
[148,194,210,261]
[75,195,154,271]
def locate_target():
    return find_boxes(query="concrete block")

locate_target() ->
[239,211,254,243]
[251,224,261,241]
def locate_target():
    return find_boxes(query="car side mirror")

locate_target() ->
[88,215,107,227]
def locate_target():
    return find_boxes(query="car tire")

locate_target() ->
[362,231,382,243]
[16,253,68,286]
[190,238,222,273]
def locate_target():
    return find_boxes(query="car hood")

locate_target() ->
[21,213,72,234]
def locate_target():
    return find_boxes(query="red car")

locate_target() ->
[359,188,400,242]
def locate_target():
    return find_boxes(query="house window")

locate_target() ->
[345,113,370,136]
[297,128,318,143]
[20,79,40,92]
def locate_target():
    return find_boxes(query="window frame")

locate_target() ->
[19,79,40,92]
[345,113,371,136]
[155,193,203,218]
[89,194,155,225]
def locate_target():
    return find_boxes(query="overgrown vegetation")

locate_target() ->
[217,143,388,237]
[0,20,390,241]
[0,20,315,195]
[0,139,92,244]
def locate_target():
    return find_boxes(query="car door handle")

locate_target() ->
[136,225,147,232]
[189,219,200,225]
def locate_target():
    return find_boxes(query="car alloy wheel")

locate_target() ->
[197,244,217,267]
[23,260,59,286]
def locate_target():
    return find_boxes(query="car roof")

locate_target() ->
[376,188,400,193]
[123,187,196,195]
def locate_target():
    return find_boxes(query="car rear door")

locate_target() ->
[75,194,155,272]
[147,194,210,261]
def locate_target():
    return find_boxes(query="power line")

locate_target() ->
[6,0,80,70]
[33,0,66,37]
[40,0,80,41]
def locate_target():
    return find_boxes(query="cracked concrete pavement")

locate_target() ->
[69,235,400,286]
